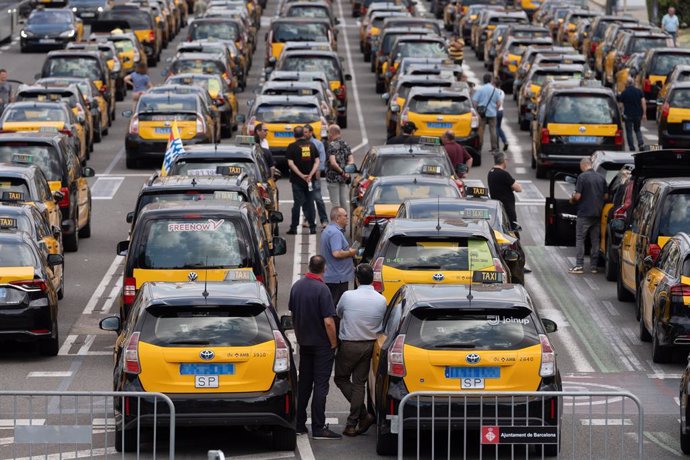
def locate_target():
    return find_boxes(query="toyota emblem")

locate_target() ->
[188,272,198,282]
[432,273,445,282]
[466,353,480,364]
[164,121,171,127]
[285,125,292,130]
[579,126,586,133]
[199,350,215,360]
[436,116,443,121]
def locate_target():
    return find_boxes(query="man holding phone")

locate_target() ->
[321,207,356,305]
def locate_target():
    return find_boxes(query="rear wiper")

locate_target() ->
[168,340,210,345]
[435,343,476,348]
[403,264,442,270]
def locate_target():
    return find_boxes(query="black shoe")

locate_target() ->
[524,267,532,274]
[286,228,297,235]
[313,425,342,440]
[310,228,317,235]
[503,143,509,152]
[296,425,308,436]
[343,425,358,437]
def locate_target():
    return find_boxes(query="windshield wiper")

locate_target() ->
[435,343,476,348]
[168,340,210,345]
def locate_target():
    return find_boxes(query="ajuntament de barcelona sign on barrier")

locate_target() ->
[481,426,559,445]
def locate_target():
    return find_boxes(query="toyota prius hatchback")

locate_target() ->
[100,280,297,452]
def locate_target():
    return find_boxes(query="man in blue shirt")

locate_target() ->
[472,73,501,155]
[320,206,356,305]
[305,125,329,228]
[662,7,680,45]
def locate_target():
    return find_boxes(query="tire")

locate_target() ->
[375,79,384,94]
[57,274,64,300]
[271,427,296,451]
[635,285,644,321]
[79,207,91,238]
[364,52,371,62]
[93,119,102,143]
[38,321,58,356]
[681,422,690,455]
[604,234,618,281]
[63,219,79,252]
[535,160,547,179]
[651,317,671,363]
[375,411,397,456]
[617,266,634,302]
[531,152,536,169]
[473,151,481,167]
[519,117,530,131]
[370,57,376,72]
[126,155,139,169]
[114,424,138,453]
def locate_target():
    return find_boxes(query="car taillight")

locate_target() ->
[661,103,670,119]
[10,279,47,292]
[643,79,651,93]
[470,109,479,129]
[612,206,627,220]
[57,186,70,208]
[621,54,630,63]
[541,128,550,144]
[273,330,290,373]
[255,273,264,283]
[614,129,623,145]
[129,115,139,135]
[401,108,409,124]
[59,128,72,137]
[670,284,690,302]
[334,84,346,101]
[387,334,406,377]
[539,334,556,377]
[247,116,256,136]
[123,276,137,305]
[149,31,155,42]
[124,331,141,374]
[372,256,384,292]
[196,115,206,134]
[358,178,370,199]
[647,243,661,261]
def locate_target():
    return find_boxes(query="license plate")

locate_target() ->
[39,39,57,44]
[81,12,95,16]
[568,136,598,144]
[179,363,235,375]
[274,131,293,138]
[195,375,219,388]
[427,122,452,128]
[154,127,171,134]
[684,122,690,131]
[445,366,500,379]
[461,377,484,389]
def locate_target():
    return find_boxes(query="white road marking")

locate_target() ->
[13,447,117,460]
[57,334,78,356]
[644,431,683,457]
[100,277,122,314]
[83,255,123,314]
[296,433,316,460]
[306,418,339,425]
[90,176,124,200]
[103,146,125,174]
[580,418,633,426]
[0,419,45,428]
[228,452,295,460]
[77,334,96,355]
[647,373,683,379]
[675,396,681,407]
[515,166,526,174]
[91,418,116,426]
[27,371,73,378]
[601,300,619,316]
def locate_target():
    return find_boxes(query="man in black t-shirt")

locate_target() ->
[286,126,320,235]
[618,77,646,151]
[487,152,522,226]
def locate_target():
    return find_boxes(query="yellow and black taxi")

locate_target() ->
[116,200,286,316]
[594,22,650,81]
[584,15,638,65]
[485,25,551,71]
[613,51,644,95]
[658,64,690,102]
[348,142,465,213]
[518,62,586,130]
[396,193,526,283]
[95,30,145,75]
[20,7,83,52]
[638,231,690,362]
[187,17,247,63]
[98,6,161,65]
[493,36,554,93]
[260,80,336,123]
[457,3,502,41]
[370,283,560,455]
[36,76,109,141]
[556,9,599,46]
[531,79,623,178]
[123,93,216,169]
[265,18,335,68]
[66,41,127,101]
[14,84,94,158]
[471,10,529,58]
[658,83,690,149]
[361,9,409,61]
[374,27,437,93]
[148,85,221,141]
[240,95,328,161]
[572,16,592,50]
[351,175,462,251]
[99,279,297,452]
[282,1,337,27]
[176,39,245,90]
[383,35,449,92]
[512,45,574,98]
[603,29,671,87]
[273,49,352,128]
[638,49,690,120]
[0,231,63,356]
[39,49,115,123]
[0,102,87,165]
[0,132,94,251]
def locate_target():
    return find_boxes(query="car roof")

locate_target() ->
[280,49,339,59]
[142,281,271,307]
[0,231,34,246]
[0,132,63,143]
[406,87,470,99]
[384,217,493,238]
[138,199,247,216]
[402,283,531,307]
[46,50,103,59]
[5,101,69,110]
[254,95,320,105]
[173,144,255,158]
[402,197,500,210]
[591,150,635,166]
[0,163,41,178]
[143,175,249,190]
[370,144,445,155]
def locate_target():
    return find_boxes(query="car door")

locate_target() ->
[544,172,578,246]
[642,241,675,332]
[370,293,403,409]
[621,191,651,291]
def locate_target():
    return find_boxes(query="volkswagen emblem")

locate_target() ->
[466,353,480,364]
[432,273,445,282]
[199,350,215,361]
[188,272,198,282]
[579,126,586,133]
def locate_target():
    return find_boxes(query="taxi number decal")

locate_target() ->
[301,146,312,158]
[167,219,224,232]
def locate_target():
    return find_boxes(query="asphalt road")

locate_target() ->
[0,0,685,458]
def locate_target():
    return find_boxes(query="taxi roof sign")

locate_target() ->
[235,135,255,146]
[0,217,18,229]
[1,191,25,202]
[420,164,442,175]
[419,136,441,146]
[12,154,33,164]
[216,165,243,176]
[472,271,503,284]
[459,208,491,220]
[224,269,257,282]
[466,186,489,198]
[39,127,59,133]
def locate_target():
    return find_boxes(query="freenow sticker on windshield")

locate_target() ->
[167,219,225,232]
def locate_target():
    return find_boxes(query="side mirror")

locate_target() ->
[99,316,121,332]
[382,93,390,101]
[47,253,64,267]
[51,225,61,238]
[52,190,64,202]
[344,164,357,174]
[126,211,135,224]
[390,103,400,113]
[541,318,558,333]
[345,73,352,81]
[503,249,519,262]
[271,236,287,256]
[116,240,129,256]
[280,314,293,330]
[122,110,133,118]
[236,114,246,123]
[610,218,625,232]
[643,255,654,270]
[269,211,283,223]
[455,163,468,174]
[81,166,95,177]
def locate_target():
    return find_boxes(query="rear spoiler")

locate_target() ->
[89,20,132,33]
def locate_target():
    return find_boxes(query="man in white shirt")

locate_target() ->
[662,7,680,45]
[334,264,386,437]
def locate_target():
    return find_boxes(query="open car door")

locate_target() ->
[545,171,579,246]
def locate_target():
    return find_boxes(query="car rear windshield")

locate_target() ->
[170,59,225,76]
[140,217,249,269]
[28,11,71,24]
[172,160,259,178]
[141,305,274,347]
[169,76,223,95]
[137,96,197,112]
[2,106,67,123]
[112,39,135,53]
[630,37,669,54]
[669,89,690,109]
[0,144,62,182]
[399,81,451,99]
[398,41,447,58]
[45,58,102,80]
[274,23,329,42]
[256,104,320,123]
[0,242,37,267]
[288,5,328,18]
[405,307,540,350]
[137,191,246,214]
[101,11,153,29]
[508,43,531,55]
[372,183,459,204]
[406,204,498,227]
[531,71,582,86]
[657,191,690,237]
[547,95,617,124]
[383,237,493,270]
[190,22,239,41]
[372,156,451,176]
[651,54,690,76]
[408,96,471,115]
[280,57,339,81]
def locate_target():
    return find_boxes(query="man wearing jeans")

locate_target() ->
[321,207,356,306]
[286,126,319,235]
[618,77,646,150]
[569,158,608,274]
[304,124,329,229]
[472,73,500,154]
[335,264,386,436]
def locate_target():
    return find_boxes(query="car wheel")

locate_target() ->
[114,423,138,452]
[38,320,59,356]
[271,426,296,451]
[604,234,617,281]
[375,411,397,456]
[57,273,64,300]
[63,218,79,252]
[93,119,102,143]
[535,160,547,179]
[375,80,384,94]
[78,206,91,238]
[652,317,671,363]
[681,422,690,454]
[126,155,139,169]
[639,309,652,342]
[519,116,530,131]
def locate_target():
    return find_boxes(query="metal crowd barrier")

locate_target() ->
[396,391,644,459]
[0,390,175,459]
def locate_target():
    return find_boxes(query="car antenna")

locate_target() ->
[436,195,441,232]
[467,272,473,302]
[191,177,197,187]
[202,256,209,300]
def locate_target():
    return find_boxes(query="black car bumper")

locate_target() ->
[660,131,690,149]
[659,315,690,347]
[20,36,72,49]
[126,134,211,158]
[0,295,54,340]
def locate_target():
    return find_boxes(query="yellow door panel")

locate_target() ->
[408,112,472,138]
[271,43,285,61]
[600,203,612,253]
[621,230,636,291]
[373,204,401,218]
[642,267,666,331]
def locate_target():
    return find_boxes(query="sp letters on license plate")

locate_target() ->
[195,375,219,388]
[461,378,484,389]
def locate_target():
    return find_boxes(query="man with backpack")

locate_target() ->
[472,73,501,155]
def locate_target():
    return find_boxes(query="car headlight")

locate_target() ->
[20,29,30,38]
[72,6,77,11]
[60,29,76,38]
[97,6,103,11]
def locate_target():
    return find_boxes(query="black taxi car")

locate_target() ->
[370,283,560,455]
[0,163,63,232]
[99,279,297,452]
[116,200,286,318]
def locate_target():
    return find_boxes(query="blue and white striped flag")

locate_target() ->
[160,119,185,176]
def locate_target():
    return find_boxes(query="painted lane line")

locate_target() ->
[306,417,339,425]
[90,176,124,200]
[647,373,682,379]
[103,146,125,175]
[57,334,77,356]
[296,434,316,460]
[580,418,633,426]
[0,420,45,428]
[77,334,96,355]
[601,300,619,316]
[515,166,527,174]
[13,447,117,460]
[83,255,123,314]
[27,371,73,378]
[100,277,123,314]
